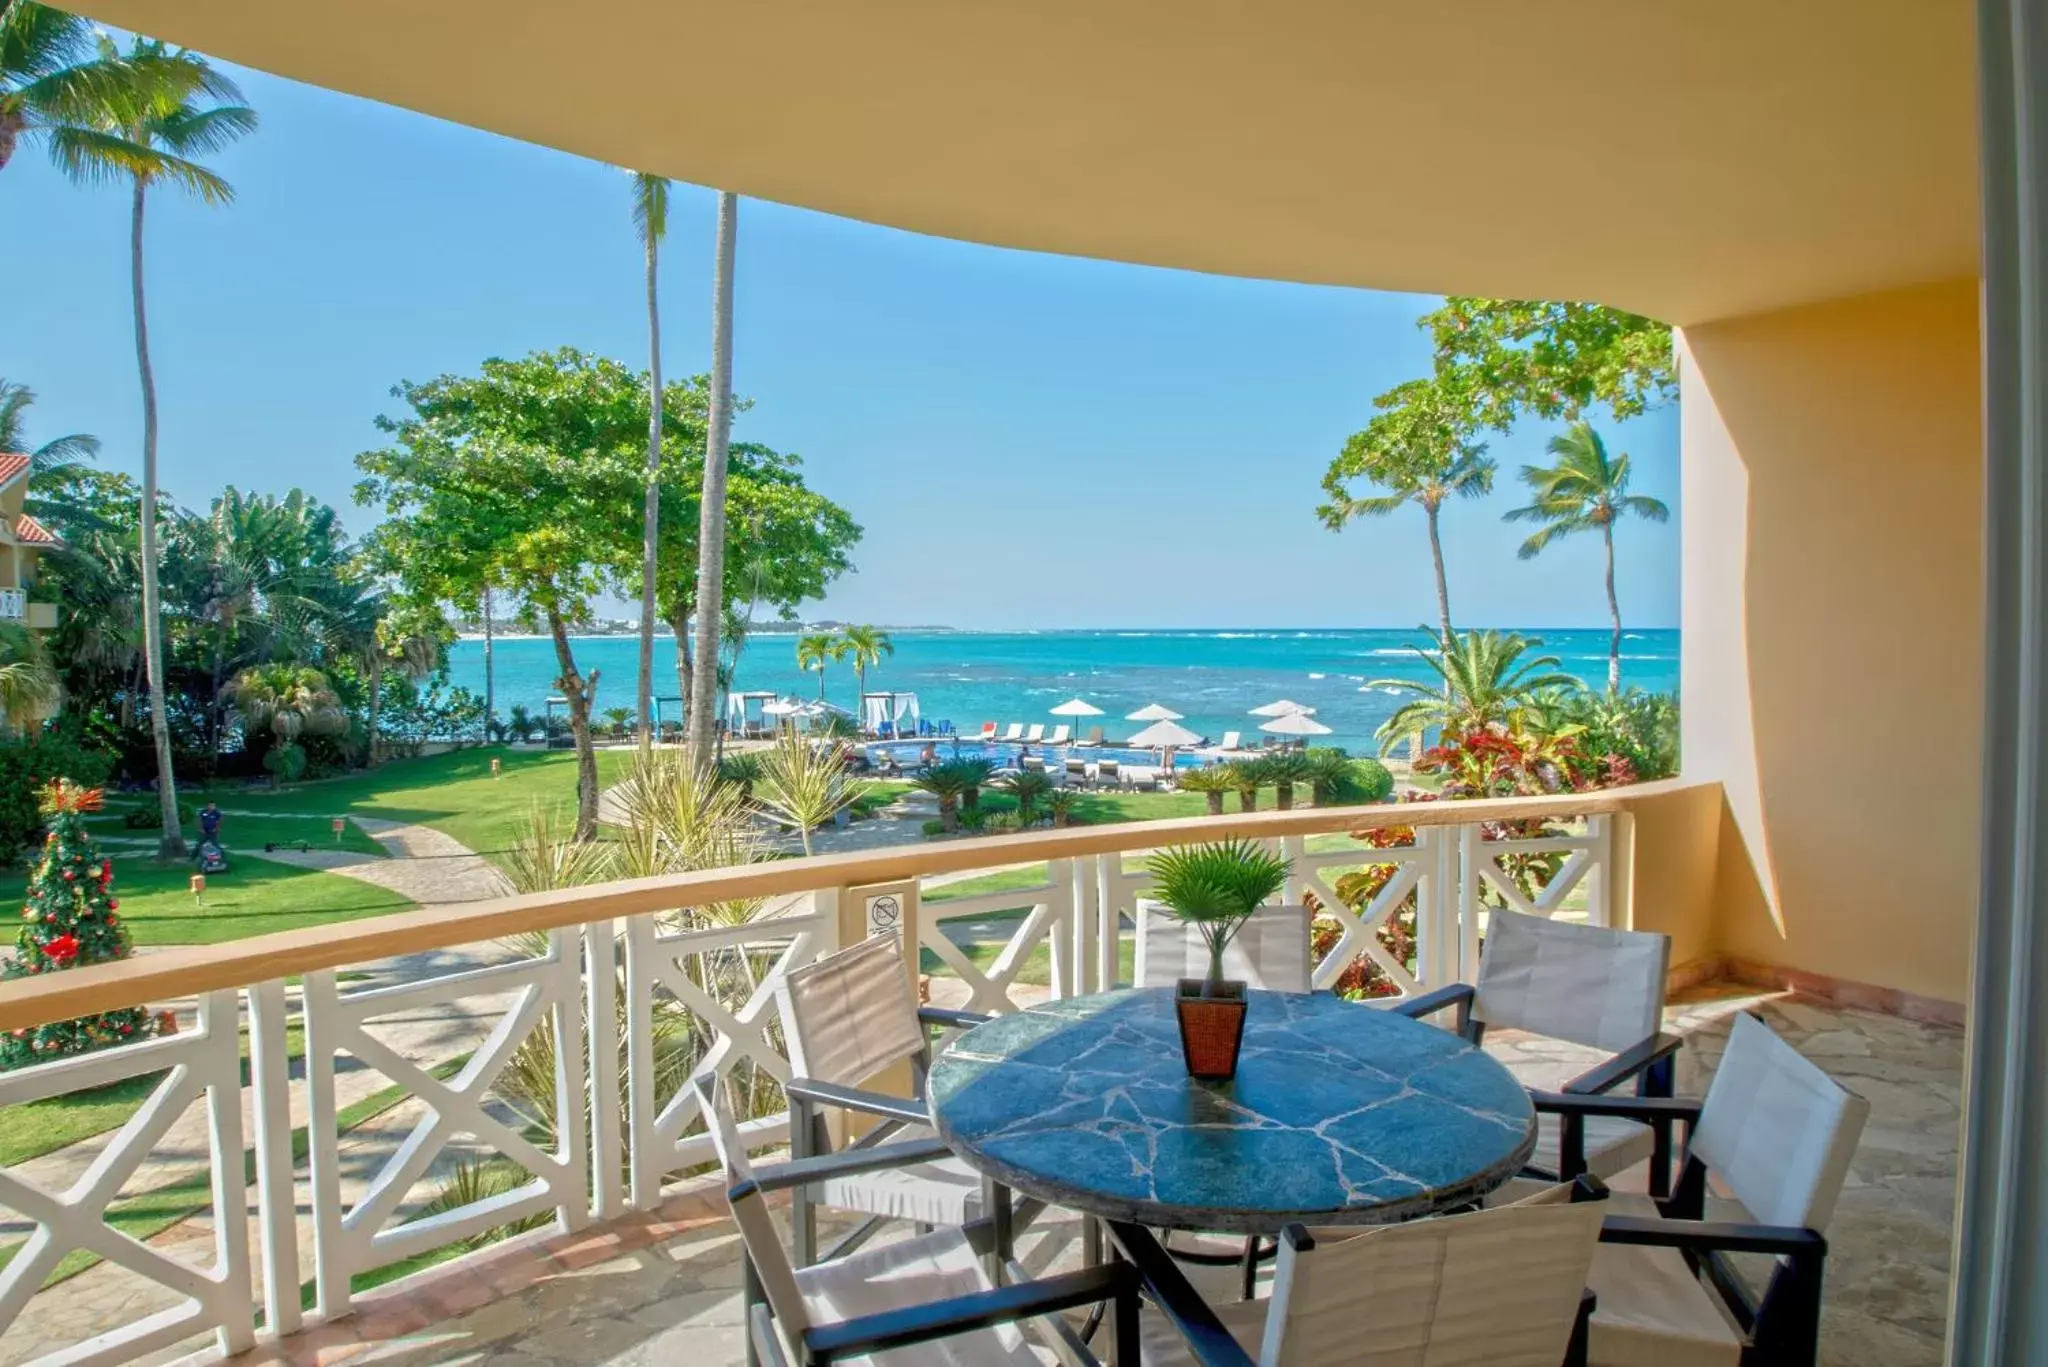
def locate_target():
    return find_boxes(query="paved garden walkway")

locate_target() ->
[253,818,513,905]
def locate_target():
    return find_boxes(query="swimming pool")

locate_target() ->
[865,740,1216,771]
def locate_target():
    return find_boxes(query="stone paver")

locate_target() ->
[159,986,1958,1367]
[255,819,511,906]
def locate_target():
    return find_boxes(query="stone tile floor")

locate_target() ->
[190,984,1959,1367]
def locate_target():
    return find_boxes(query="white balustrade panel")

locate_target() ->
[301,930,589,1320]
[0,990,253,1367]
[917,862,1074,1014]
[1458,816,1615,977]
[624,895,835,1207]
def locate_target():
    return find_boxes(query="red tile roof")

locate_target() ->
[14,514,58,546]
[0,455,29,490]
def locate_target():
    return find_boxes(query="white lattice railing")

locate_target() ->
[0,788,1647,1364]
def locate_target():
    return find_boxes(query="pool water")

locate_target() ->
[865,740,1216,771]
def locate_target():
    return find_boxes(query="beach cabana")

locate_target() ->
[726,691,782,740]
[861,691,921,739]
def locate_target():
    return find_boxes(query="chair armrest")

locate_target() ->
[785,1076,931,1126]
[1564,1032,1684,1096]
[1105,1221,1259,1367]
[801,1263,1132,1363]
[1528,1091,1704,1123]
[1600,1213,1827,1259]
[738,1137,957,1197]
[919,1005,994,1030]
[1388,982,1475,1028]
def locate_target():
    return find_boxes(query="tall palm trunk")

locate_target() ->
[686,191,738,774]
[635,222,662,751]
[1424,499,1453,642]
[132,179,184,856]
[1602,521,1622,695]
[366,664,381,766]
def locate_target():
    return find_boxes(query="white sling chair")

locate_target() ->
[693,1072,1138,1367]
[1132,901,1313,994]
[776,932,1031,1268]
[1527,1011,1871,1367]
[1397,909,1680,1192]
[1128,1178,1610,1367]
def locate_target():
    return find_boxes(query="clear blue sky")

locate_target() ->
[1,53,1680,632]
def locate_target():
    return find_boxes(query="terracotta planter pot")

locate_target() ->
[1175,978,1249,1080]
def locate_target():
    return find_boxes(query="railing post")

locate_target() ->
[1458,824,1483,983]
[249,978,302,1340]
[1047,859,1075,999]
[200,988,257,1358]
[586,919,624,1222]
[302,968,351,1320]
[623,915,659,1211]
[1583,815,1614,928]
[1073,856,1100,995]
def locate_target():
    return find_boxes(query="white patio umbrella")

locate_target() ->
[1126,702,1184,722]
[1050,697,1104,719]
[1127,718,1204,749]
[1249,699,1316,717]
[1259,711,1334,738]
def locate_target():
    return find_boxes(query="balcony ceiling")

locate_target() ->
[73,0,1978,325]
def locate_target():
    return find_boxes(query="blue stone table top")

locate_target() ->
[928,988,1536,1234]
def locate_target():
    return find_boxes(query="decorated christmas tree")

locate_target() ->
[0,780,155,1070]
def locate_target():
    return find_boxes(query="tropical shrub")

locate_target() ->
[1305,748,1394,806]
[123,802,194,831]
[508,704,538,743]
[755,733,857,856]
[911,759,988,833]
[985,811,1024,833]
[716,752,765,799]
[604,706,632,739]
[996,769,1053,824]
[1368,628,1580,754]
[0,735,114,863]
[957,806,991,832]
[1175,766,1234,816]
[1221,759,1264,813]
[1260,750,1314,811]
[1046,788,1078,829]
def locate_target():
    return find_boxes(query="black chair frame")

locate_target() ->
[730,1141,1138,1366]
[1534,1090,1831,1367]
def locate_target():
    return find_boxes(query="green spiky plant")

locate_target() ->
[1221,758,1265,813]
[1146,838,1293,995]
[1368,627,1581,756]
[755,731,857,856]
[1046,788,1078,829]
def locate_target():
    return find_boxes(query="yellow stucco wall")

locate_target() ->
[1678,278,1984,1003]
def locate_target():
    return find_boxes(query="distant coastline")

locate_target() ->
[453,622,960,641]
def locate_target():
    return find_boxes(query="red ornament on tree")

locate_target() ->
[43,935,79,965]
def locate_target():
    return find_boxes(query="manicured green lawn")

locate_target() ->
[188,748,630,867]
[89,809,387,859]
[114,858,416,946]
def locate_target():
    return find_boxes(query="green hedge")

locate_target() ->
[0,738,115,865]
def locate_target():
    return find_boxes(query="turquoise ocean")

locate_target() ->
[445,628,1680,754]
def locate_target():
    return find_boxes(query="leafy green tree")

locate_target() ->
[0,619,58,735]
[356,349,647,838]
[630,170,671,749]
[795,631,839,699]
[48,35,254,855]
[1319,376,1494,640]
[1418,299,1676,430]
[688,191,741,770]
[1505,421,1670,694]
[839,624,893,708]
[1369,628,1581,755]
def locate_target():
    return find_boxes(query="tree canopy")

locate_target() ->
[1415,298,1675,430]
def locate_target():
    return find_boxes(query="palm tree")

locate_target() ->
[1319,378,1494,639]
[839,624,894,707]
[1175,765,1233,817]
[0,377,97,475]
[631,170,671,750]
[686,190,739,773]
[0,618,58,735]
[1369,628,1582,754]
[795,631,838,699]
[1260,749,1314,811]
[1505,421,1671,694]
[1,3,209,177]
[50,36,255,855]
[227,661,344,787]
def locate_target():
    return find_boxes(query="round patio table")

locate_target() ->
[927,987,1536,1235]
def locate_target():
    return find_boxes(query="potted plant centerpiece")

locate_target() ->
[1146,837,1293,1081]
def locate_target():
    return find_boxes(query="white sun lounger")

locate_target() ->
[1023,723,1045,743]
[1217,730,1243,752]
[999,723,1024,742]
[1046,724,1071,745]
